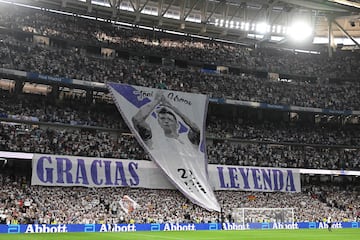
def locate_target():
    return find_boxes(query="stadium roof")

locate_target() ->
[6,0,360,49]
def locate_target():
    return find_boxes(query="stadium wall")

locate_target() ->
[0,222,359,234]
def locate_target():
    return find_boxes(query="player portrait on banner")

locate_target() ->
[108,83,221,212]
[132,91,201,153]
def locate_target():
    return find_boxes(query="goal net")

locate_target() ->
[232,208,294,224]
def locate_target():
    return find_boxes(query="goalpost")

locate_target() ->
[232,208,295,225]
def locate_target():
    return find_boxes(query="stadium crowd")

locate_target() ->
[1,33,360,110]
[0,2,359,227]
[1,91,360,170]
[0,91,123,129]
[0,174,359,225]
[1,92,360,146]
[1,4,360,79]
[0,6,360,110]
[1,120,360,170]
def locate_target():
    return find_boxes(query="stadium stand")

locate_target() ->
[1,6,360,109]
[0,2,359,227]
[0,174,359,224]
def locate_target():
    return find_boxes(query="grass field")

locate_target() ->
[1,228,360,240]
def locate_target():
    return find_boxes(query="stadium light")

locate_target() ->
[256,22,269,34]
[287,21,313,41]
[251,23,256,31]
[220,19,224,27]
[244,22,250,31]
[282,26,287,34]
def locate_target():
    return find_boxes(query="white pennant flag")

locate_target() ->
[119,195,139,214]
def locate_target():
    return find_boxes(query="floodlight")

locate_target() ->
[251,23,256,31]
[225,20,229,28]
[287,21,313,41]
[256,22,268,33]
[245,22,250,31]
[282,26,287,34]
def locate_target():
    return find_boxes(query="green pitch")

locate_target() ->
[1,229,360,240]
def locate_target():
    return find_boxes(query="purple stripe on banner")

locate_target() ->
[108,83,150,108]
[200,140,205,153]
[178,122,188,133]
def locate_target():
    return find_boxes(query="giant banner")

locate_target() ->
[209,166,300,192]
[107,83,220,211]
[31,155,301,192]
[31,154,174,189]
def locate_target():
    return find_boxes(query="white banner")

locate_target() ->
[208,165,301,192]
[107,83,220,211]
[31,155,301,192]
[31,154,174,189]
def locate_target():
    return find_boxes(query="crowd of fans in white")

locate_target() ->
[1,5,360,109]
[0,175,359,225]
[1,95,360,169]
[1,89,360,169]
[0,91,124,129]
[0,3,359,226]
[0,122,359,169]
[1,5,360,78]
[1,92,360,169]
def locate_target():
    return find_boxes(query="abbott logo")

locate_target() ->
[150,223,160,231]
[222,223,249,230]
[209,223,218,230]
[8,224,20,233]
[163,223,196,231]
[25,224,68,233]
[84,224,95,232]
